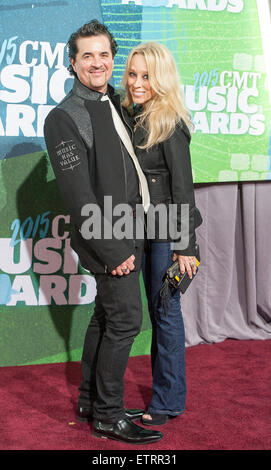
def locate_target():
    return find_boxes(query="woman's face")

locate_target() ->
[127,53,154,106]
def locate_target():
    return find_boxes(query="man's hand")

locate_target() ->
[111,255,135,276]
[172,253,197,279]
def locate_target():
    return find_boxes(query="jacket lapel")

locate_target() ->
[84,99,126,207]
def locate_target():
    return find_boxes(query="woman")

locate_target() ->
[122,42,202,425]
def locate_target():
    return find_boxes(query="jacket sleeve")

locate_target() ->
[162,123,202,256]
[44,107,134,271]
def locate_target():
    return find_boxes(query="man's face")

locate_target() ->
[70,34,114,93]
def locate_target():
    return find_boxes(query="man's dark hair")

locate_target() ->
[67,19,118,76]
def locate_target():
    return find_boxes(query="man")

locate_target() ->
[44,20,162,444]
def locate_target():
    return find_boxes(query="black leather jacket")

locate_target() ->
[133,120,202,256]
[44,78,140,273]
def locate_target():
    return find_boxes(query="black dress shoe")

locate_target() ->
[77,406,92,422]
[77,406,144,422]
[93,418,163,444]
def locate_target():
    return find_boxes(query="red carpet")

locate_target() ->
[0,339,270,451]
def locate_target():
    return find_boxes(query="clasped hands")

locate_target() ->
[111,254,135,276]
[111,253,197,278]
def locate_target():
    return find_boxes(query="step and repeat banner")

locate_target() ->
[0,0,270,366]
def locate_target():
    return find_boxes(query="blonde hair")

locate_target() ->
[122,42,193,150]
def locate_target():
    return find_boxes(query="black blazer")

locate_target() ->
[44,79,137,273]
[133,120,202,256]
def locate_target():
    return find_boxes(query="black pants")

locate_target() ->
[78,241,144,423]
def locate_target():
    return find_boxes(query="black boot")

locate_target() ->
[93,418,163,444]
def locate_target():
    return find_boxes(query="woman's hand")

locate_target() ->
[172,253,197,279]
